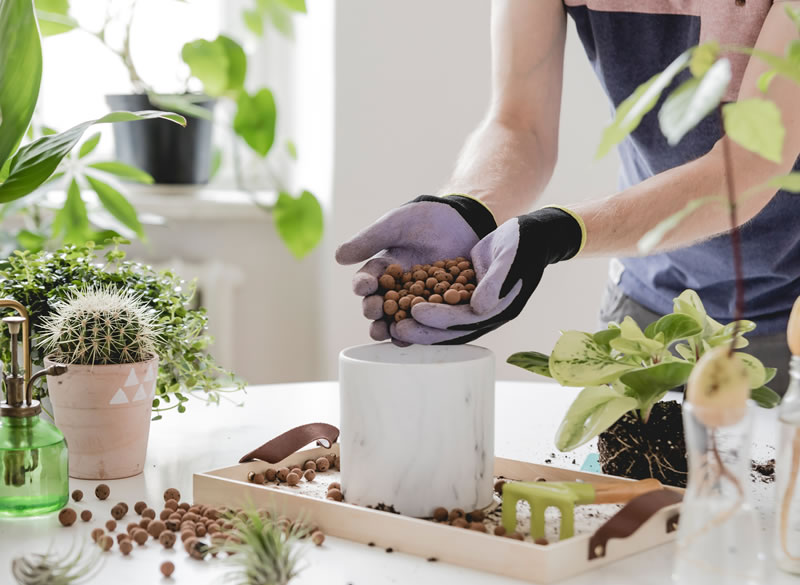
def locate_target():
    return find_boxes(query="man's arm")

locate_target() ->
[439,0,567,224]
[572,2,800,257]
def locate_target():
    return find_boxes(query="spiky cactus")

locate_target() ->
[39,287,158,365]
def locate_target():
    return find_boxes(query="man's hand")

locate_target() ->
[335,195,496,341]
[393,207,585,344]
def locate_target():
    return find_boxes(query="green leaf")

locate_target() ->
[55,178,89,244]
[16,228,46,251]
[751,385,781,409]
[78,132,101,158]
[659,58,730,146]
[507,351,552,378]
[596,50,690,159]
[769,172,800,193]
[234,89,277,157]
[286,139,297,160]
[88,161,154,184]
[689,41,720,78]
[35,0,77,36]
[209,147,222,180]
[593,328,621,350]
[723,98,785,163]
[181,35,246,98]
[0,0,42,169]
[675,343,695,361]
[554,385,638,451]
[763,367,777,385]
[644,313,703,344]
[673,289,709,326]
[757,70,777,93]
[85,175,145,240]
[737,352,766,389]
[273,190,323,259]
[0,110,184,203]
[549,331,638,386]
[737,47,800,85]
[258,0,294,38]
[638,195,721,254]
[243,9,264,36]
[610,315,665,356]
[278,0,306,12]
[706,319,756,348]
[619,361,694,409]
[147,92,214,121]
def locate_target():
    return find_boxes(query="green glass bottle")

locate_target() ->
[0,310,69,517]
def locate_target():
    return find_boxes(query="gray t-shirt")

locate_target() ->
[565,0,800,333]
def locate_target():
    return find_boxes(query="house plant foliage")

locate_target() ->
[40,286,160,478]
[0,242,242,418]
[0,0,184,253]
[509,290,780,486]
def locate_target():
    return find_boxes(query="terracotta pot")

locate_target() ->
[45,355,158,480]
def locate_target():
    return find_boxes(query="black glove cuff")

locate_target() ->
[412,194,497,239]
[520,207,583,265]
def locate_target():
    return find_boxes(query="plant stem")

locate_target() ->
[717,104,745,355]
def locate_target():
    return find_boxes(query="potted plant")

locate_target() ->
[0,241,242,419]
[40,286,159,479]
[509,289,779,487]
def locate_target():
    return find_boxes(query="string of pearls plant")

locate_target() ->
[38,287,159,366]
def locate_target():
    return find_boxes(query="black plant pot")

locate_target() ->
[105,94,215,185]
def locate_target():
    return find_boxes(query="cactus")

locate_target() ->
[39,287,158,366]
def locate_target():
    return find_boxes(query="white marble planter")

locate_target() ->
[339,343,495,517]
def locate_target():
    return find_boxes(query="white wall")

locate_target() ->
[321,1,620,380]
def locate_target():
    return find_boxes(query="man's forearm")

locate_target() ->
[439,116,556,224]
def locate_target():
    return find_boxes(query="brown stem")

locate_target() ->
[717,104,745,355]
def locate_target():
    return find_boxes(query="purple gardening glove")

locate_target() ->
[335,194,496,341]
[394,207,585,344]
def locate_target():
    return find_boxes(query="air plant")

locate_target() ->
[38,286,159,366]
[12,543,101,585]
[217,508,308,585]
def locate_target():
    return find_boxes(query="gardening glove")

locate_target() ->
[394,206,586,344]
[335,194,496,341]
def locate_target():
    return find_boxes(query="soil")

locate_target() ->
[597,400,688,488]
[751,458,775,483]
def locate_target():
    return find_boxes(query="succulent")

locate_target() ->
[218,509,307,585]
[39,286,158,366]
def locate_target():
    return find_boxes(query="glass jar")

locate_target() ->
[0,414,68,517]
[672,401,767,584]
[776,356,800,573]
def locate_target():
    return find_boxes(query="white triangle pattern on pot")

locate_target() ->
[143,363,155,381]
[110,388,129,405]
[149,380,157,397]
[133,384,147,402]
[124,367,139,387]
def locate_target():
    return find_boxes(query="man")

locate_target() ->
[337,0,800,389]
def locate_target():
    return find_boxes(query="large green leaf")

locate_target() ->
[706,320,756,348]
[610,316,665,356]
[507,351,552,378]
[85,175,145,240]
[88,161,154,184]
[593,328,621,350]
[659,58,731,146]
[751,385,781,409]
[619,361,693,407]
[644,313,703,344]
[0,0,42,169]
[596,50,690,159]
[637,195,721,254]
[234,89,277,157]
[78,132,101,158]
[181,35,246,98]
[0,110,184,203]
[673,289,708,328]
[555,385,638,451]
[273,190,323,259]
[769,172,800,193]
[737,352,766,389]
[549,331,638,386]
[722,98,785,163]
[35,0,77,36]
[54,178,89,244]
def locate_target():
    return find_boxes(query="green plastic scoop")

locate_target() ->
[501,478,663,541]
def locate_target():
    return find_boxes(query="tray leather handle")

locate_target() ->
[239,422,340,464]
[592,478,663,504]
[588,489,683,560]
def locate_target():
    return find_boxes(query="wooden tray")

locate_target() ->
[193,444,682,584]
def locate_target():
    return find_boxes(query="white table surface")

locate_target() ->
[0,381,790,585]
